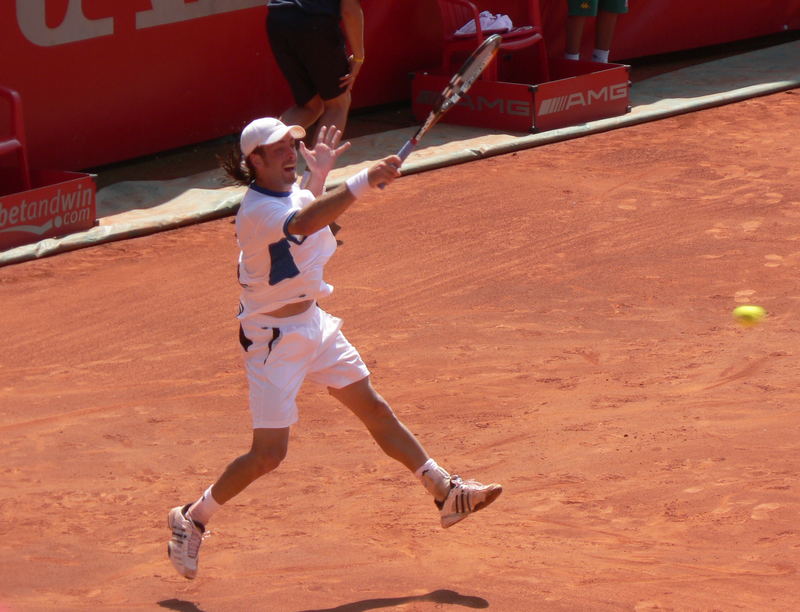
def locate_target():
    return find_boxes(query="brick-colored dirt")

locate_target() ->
[2,90,799,611]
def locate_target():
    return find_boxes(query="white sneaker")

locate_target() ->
[167,504,205,579]
[437,475,503,528]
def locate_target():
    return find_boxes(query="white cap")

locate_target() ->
[240,117,305,157]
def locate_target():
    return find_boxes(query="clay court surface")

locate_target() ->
[2,91,799,611]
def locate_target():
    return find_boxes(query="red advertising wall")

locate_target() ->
[0,0,797,173]
[0,170,96,251]
[0,0,440,172]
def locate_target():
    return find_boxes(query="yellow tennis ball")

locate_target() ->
[732,304,766,327]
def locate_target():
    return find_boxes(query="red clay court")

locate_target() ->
[1,90,799,610]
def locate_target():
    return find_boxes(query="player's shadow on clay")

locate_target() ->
[157,599,206,612]
[297,589,489,611]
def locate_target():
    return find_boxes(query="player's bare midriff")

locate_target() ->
[262,299,314,318]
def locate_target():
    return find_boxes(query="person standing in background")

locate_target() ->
[266,0,364,141]
[564,0,628,64]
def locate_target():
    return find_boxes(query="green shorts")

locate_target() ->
[568,0,629,16]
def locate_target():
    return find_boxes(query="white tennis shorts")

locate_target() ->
[240,305,369,429]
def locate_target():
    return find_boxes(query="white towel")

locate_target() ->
[455,11,513,36]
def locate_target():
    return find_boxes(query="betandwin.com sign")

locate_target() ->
[0,172,96,251]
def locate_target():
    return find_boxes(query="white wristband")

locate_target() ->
[345,168,371,198]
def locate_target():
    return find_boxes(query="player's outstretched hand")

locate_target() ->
[300,125,351,178]
[368,155,402,188]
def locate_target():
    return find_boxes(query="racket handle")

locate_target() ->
[397,140,416,161]
[379,139,416,190]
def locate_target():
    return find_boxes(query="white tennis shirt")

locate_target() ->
[236,182,337,321]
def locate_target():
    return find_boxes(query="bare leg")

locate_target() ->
[328,376,428,472]
[314,90,351,141]
[209,427,290,504]
[168,427,289,579]
[565,15,587,55]
[281,95,325,131]
[594,10,619,52]
[330,376,502,528]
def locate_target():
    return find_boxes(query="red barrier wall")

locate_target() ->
[0,0,440,172]
[0,1,797,172]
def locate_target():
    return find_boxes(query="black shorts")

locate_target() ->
[266,6,350,106]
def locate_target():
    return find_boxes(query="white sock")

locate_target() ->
[187,485,221,527]
[565,52,580,61]
[415,458,451,502]
[592,48,610,63]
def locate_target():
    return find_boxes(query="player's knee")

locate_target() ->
[249,445,287,476]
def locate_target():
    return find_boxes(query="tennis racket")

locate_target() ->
[397,34,502,162]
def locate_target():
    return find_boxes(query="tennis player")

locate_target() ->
[166,117,503,579]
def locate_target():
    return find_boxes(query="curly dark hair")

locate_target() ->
[219,144,255,185]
